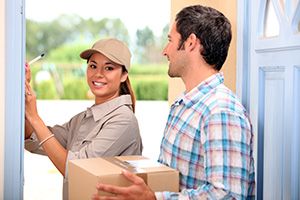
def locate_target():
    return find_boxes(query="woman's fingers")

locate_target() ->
[25,81,34,97]
[25,62,31,82]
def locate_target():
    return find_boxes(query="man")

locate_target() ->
[93,4,255,200]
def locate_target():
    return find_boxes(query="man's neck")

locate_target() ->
[182,64,218,93]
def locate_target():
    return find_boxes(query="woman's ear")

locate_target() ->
[121,72,128,83]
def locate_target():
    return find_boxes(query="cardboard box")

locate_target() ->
[68,155,179,200]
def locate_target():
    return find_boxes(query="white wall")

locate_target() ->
[0,0,5,198]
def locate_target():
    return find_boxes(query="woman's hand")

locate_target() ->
[24,62,35,138]
[25,81,38,123]
[25,62,31,83]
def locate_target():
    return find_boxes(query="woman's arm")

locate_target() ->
[29,115,68,176]
[25,81,68,176]
[25,118,34,139]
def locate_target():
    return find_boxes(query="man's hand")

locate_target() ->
[92,170,156,200]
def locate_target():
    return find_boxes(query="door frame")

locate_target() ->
[3,0,25,199]
[236,0,260,198]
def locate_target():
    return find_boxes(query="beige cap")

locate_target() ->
[80,38,131,71]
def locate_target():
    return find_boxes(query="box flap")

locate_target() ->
[116,156,177,173]
[69,158,122,176]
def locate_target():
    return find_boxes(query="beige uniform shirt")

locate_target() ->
[25,95,142,199]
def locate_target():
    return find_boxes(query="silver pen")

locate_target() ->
[28,53,45,65]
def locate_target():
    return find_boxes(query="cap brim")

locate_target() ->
[80,49,99,59]
[80,49,124,67]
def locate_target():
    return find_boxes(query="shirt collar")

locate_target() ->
[85,95,132,121]
[175,72,224,107]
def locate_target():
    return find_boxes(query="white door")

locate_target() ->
[238,0,300,199]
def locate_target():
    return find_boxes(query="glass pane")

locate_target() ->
[264,0,280,37]
[293,0,299,9]
[279,0,286,12]
[288,0,299,20]
[294,0,300,32]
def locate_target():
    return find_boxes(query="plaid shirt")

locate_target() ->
[155,73,255,200]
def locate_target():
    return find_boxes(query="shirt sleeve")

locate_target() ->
[25,113,81,154]
[25,133,46,155]
[156,111,253,200]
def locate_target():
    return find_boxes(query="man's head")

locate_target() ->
[175,5,232,71]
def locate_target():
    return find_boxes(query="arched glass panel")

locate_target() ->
[264,0,280,37]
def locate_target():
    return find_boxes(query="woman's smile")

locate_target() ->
[92,81,106,87]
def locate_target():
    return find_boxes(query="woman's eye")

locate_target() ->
[89,64,97,69]
[105,66,114,71]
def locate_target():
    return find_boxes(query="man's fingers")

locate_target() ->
[92,193,118,200]
[121,170,144,185]
[92,193,100,200]
[97,183,126,196]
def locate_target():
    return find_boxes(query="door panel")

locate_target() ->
[241,0,300,199]
[259,67,284,200]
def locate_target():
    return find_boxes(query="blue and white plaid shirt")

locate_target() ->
[156,73,255,200]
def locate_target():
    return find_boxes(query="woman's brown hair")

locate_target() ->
[120,67,136,112]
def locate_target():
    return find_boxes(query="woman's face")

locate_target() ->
[86,53,128,104]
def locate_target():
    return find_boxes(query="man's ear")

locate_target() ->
[186,33,199,51]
